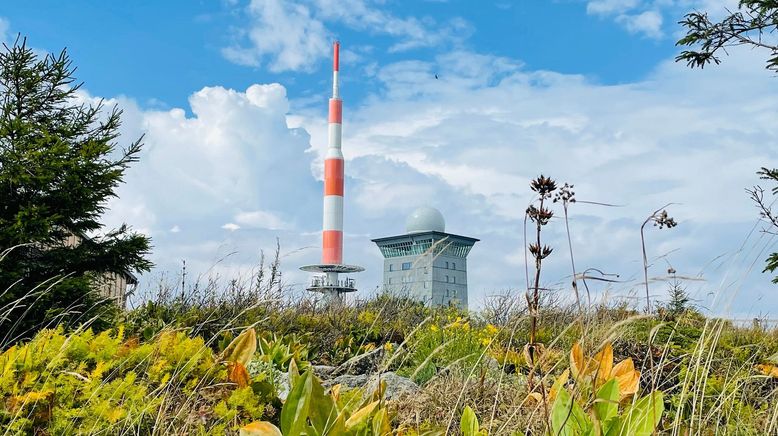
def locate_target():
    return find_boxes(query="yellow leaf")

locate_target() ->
[756,364,778,378]
[570,342,586,379]
[525,392,543,404]
[592,343,614,386]
[221,328,257,366]
[345,400,379,430]
[331,383,342,402]
[549,369,570,403]
[239,421,283,436]
[615,370,640,400]
[611,357,635,378]
[228,361,251,387]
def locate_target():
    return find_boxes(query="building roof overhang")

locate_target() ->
[371,230,479,245]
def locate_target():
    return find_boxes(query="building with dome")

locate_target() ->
[371,207,479,308]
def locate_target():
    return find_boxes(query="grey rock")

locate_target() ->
[332,346,385,376]
[274,371,291,402]
[323,373,368,389]
[364,372,419,401]
[312,364,336,379]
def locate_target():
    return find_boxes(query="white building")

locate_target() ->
[372,207,478,308]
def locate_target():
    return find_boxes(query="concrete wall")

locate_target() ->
[382,253,468,308]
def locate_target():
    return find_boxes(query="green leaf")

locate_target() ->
[607,391,664,436]
[288,358,301,388]
[461,406,479,436]
[551,388,593,436]
[593,379,619,424]
[280,370,312,436]
[307,372,337,434]
[372,408,391,436]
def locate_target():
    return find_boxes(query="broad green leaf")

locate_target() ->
[288,358,301,388]
[607,391,664,436]
[372,408,392,436]
[308,372,337,434]
[593,379,619,424]
[281,370,313,436]
[551,387,593,436]
[461,406,480,436]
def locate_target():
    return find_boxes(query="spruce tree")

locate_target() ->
[0,37,152,344]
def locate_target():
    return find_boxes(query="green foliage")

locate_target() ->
[0,37,151,342]
[244,363,391,436]
[548,378,664,436]
[676,0,778,72]
[257,331,310,372]
[398,313,495,384]
[0,326,270,433]
[461,406,487,436]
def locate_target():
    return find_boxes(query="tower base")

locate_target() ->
[300,264,364,303]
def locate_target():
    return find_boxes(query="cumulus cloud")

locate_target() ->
[585,0,739,38]
[291,47,778,315]
[222,0,471,71]
[222,0,329,71]
[617,10,663,38]
[92,31,778,316]
[98,82,323,288]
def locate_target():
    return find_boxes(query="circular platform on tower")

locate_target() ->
[299,264,365,273]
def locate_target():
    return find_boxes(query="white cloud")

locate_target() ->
[222,0,329,71]
[587,0,640,15]
[585,0,738,38]
[222,223,241,231]
[170,225,181,233]
[234,210,289,230]
[617,10,663,38]
[94,38,777,316]
[0,17,9,43]
[291,47,778,314]
[223,0,471,71]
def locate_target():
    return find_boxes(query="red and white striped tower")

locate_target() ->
[323,41,344,267]
[301,41,363,302]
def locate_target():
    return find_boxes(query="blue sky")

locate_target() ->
[2,0,778,317]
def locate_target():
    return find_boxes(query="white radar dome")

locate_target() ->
[406,207,446,234]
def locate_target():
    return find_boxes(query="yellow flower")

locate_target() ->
[383,342,394,352]
[430,325,439,332]
[485,324,498,336]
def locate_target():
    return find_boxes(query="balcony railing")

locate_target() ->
[309,275,356,290]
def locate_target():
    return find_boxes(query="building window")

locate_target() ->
[446,289,450,297]
[445,261,449,269]
[388,278,392,284]
[452,276,456,284]
[452,263,456,270]
[389,264,394,272]
[445,275,449,283]
[402,262,412,270]
[423,282,427,288]
[424,266,428,274]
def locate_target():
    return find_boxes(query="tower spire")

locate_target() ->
[300,41,363,303]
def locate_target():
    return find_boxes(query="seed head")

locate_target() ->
[653,210,677,229]
[530,175,557,198]
[527,205,554,226]
[553,182,575,204]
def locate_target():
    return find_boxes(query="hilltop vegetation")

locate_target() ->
[2,284,778,434]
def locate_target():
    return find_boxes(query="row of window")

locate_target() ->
[387,275,456,284]
[388,261,457,272]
